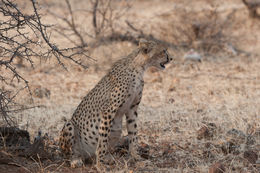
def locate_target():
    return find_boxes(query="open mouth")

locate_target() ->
[160,59,169,69]
[160,63,166,68]
[159,50,171,69]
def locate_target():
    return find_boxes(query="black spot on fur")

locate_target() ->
[127,119,134,124]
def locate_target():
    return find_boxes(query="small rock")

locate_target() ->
[221,141,240,155]
[168,86,176,92]
[197,126,209,140]
[197,123,216,140]
[243,150,258,164]
[209,162,225,173]
[226,129,246,144]
[184,49,202,62]
[246,135,256,145]
[226,129,245,138]
[168,98,175,103]
[197,109,203,113]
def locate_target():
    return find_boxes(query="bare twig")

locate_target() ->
[0,91,16,126]
[0,0,91,125]
[92,0,99,36]
[65,0,86,46]
[31,0,88,69]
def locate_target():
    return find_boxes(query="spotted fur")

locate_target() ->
[59,39,172,169]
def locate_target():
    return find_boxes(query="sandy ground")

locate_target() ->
[1,0,260,172]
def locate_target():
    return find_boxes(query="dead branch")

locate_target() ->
[0,91,16,126]
[92,0,99,36]
[46,0,88,47]
[47,0,133,50]
[31,0,88,69]
[97,21,178,48]
[0,0,90,125]
[166,6,240,54]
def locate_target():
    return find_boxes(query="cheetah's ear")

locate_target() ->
[139,39,150,54]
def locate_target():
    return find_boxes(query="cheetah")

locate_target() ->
[59,39,172,169]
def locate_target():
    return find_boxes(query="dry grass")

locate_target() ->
[0,0,260,172]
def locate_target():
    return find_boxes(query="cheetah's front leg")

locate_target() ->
[96,111,115,170]
[126,103,141,160]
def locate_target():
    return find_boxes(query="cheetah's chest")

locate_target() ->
[118,76,143,115]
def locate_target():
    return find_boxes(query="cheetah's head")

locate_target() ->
[138,39,172,70]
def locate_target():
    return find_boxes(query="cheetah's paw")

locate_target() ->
[70,157,84,168]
